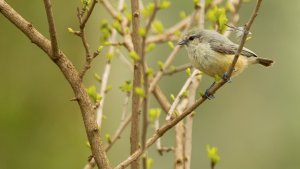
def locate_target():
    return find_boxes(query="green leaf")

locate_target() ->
[179,11,187,19]
[152,20,164,34]
[170,94,175,101]
[146,68,154,77]
[180,90,189,98]
[67,27,74,33]
[168,41,174,49]
[86,86,101,102]
[160,0,171,9]
[105,133,111,143]
[112,20,122,33]
[149,108,161,122]
[129,51,140,61]
[147,158,154,169]
[106,52,114,61]
[105,85,112,93]
[185,68,191,76]
[135,87,145,97]
[157,60,164,71]
[146,43,156,52]
[94,73,102,82]
[142,3,155,17]
[97,45,104,53]
[139,27,146,37]
[120,80,132,93]
[206,145,220,164]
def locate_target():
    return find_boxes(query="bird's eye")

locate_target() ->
[189,36,195,41]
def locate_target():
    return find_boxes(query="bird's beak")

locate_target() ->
[177,39,188,46]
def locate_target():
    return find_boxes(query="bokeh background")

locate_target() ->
[1,0,299,169]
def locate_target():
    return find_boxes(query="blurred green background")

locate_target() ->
[1,0,299,169]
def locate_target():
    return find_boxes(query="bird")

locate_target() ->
[178,29,274,80]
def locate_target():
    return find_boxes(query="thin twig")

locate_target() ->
[114,1,263,168]
[43,0,60,59]
[166,70,200,120]
[80,0,98,29]
[224,0,243,37]
[146,16,191,44]
[96,0,126,130]
[163,63,192,76]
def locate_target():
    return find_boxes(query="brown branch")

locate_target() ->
[43,0,60,59]
[146,16,191,44]
[184,72,201,169]
[100,0,123,20]
[174,98,188,169]
[0,1,112,169]
[114,1,263,168]
[163,63,192,76]
[80,0,98,29]
[130,0,143,169]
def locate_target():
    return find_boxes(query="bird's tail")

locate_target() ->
[257,58,274,67]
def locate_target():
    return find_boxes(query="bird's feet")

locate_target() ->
[222,72,231,83]
[204,89,215,100]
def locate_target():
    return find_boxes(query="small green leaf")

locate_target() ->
[112,20,122,33]
[214,74,221,83]
[116,13,122,21]
[181,90,189,98]
[185,68,191,76]
[170,94,175,101]
[135,87,145,97]
[86,86,100,102]
[97,45,104,53]
[67,27,74,33]
[152,20,164,34]
[146,43,156,52]
[168,41,174,49]
[206,144,220,164]
[146,68,154,77]
[149,108,161,122]
[139,27,146,37]
[120,80,132,93]
[105,133,111,143]
[125,12,132,21]
[129,51,140,61]
[106,52,114,61]
[86,141,91,148]
[179,11,187,19]
[147,158,154,169]
[157,60,164,71]
[94,73,102,82]
[142,3,155,17]
[160,0,171,9]
[105,85,112,93]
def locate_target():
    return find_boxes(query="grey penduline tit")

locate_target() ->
[178,29,274,79]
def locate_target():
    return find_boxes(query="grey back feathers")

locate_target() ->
[182,29,258,58]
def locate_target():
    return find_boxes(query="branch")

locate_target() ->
[163,63,192,76]
[80,0,98,29]
[166,70,200,120]
[0,1,111,169]
[43,0,60,59]
[146,16,191,44]
[130,0,143,169]
[114,1,263,168]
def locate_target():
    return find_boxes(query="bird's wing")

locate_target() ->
[210,41,258,58]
